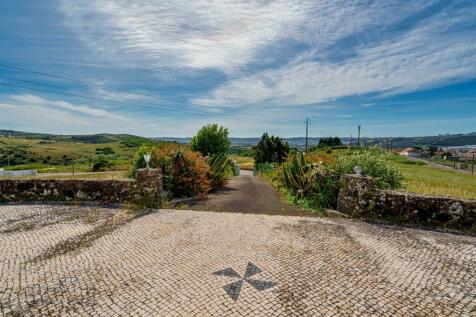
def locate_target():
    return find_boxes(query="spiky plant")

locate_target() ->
[208,152,230,187]
[282,152,339,210]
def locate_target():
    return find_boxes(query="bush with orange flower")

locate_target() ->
[131,142,215,198]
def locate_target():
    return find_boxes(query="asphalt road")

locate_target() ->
[178,170,310,216]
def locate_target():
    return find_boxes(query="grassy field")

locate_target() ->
[0,171,131,180]
[229,155,254,170]
[38,171,130,180]
[296,148,476,199]
[389,155,476,199]
[0,136,145,173]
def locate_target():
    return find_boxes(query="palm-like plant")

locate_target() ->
[282,152,339,209]
[208,152,230,187]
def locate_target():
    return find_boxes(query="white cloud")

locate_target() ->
[59,0,476,114]
[193,4,476,107]
[8,94,124,119]
[60,0,437,74]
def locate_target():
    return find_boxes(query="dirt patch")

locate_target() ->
[30,208,153,263]
[0,206,113,234]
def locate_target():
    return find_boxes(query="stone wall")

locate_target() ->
[0,168,162,204]
[337,174,476,230]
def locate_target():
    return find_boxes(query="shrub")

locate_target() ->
[207,152,232,187]
[95,147,115,155]
[335,148,403,189]
[130,143,212,197]
[318,137,342,148]
[92,159,112,172]
[169,151,211,197]
[282,152,339,211]
[255,162,276,173]
[253,133,289,164]
[190,124,230,156]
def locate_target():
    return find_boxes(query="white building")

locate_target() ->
[399,147,422,158]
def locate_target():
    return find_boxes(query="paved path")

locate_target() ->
[178,170,309,216]
[405,156,475,176]
[1,204,475,316]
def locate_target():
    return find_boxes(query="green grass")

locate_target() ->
[37,171,131,180]
[0,171,131,180]
[229,155,254,170]
[0,136,147,172]
[390,155,476,199]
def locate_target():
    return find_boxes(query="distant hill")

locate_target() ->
[2,129,474,149]
[367,133,476,148]
[156,132,476,148]
[0,129,154,147]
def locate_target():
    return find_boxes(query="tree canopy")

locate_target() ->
[318,137,343,148]
[253,133,290,164]
[190,124,230,156]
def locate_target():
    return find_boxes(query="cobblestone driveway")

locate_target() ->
[1,204,475,316]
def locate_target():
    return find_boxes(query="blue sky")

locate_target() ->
[0,0,475,137]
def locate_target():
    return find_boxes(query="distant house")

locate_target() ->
[436,148,446,158]
[399,147,422,158]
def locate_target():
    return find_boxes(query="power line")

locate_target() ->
[0,64,292,122]
[0,63,95,86]
[0,81,276,124]
[0,63,299,117]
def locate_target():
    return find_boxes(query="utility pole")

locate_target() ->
[472,153,474,175]
[350,134,353,147]
[357,125,361,147]
[305,117,309,152]
[72,137,76,176]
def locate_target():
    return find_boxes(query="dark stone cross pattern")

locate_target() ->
[213,262,277,302]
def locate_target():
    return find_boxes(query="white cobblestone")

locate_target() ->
[0,204,475,316]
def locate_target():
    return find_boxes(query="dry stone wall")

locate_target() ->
[0,168,162,204]
[337,174,476,231]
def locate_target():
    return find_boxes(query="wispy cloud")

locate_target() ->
[193,3,476,107]
[60,0,438,75]
[7,94,125,119]
[2,0,474,136]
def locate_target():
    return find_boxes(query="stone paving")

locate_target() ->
[0,204,475,316]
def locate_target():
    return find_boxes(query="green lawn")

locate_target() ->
[391,156,476,199]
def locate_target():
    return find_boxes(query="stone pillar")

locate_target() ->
[136,168,163,202]
[336,174,375,216]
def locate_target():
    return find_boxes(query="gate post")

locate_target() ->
[136,168,163,202]
[337,174,375,216]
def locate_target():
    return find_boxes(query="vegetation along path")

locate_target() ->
[178,170,309,216]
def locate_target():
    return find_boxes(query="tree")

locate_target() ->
[428,145,438,156]
[253,133,290,164]
[318,137,342,148]
[190,124,230,156]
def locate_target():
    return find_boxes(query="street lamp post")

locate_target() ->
[143,153,151,171]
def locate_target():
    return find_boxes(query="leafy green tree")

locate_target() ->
[318,137,342,148]
[190,124,230,156]
[253,133,290,164]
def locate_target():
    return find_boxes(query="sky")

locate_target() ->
[0,0,475,138]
